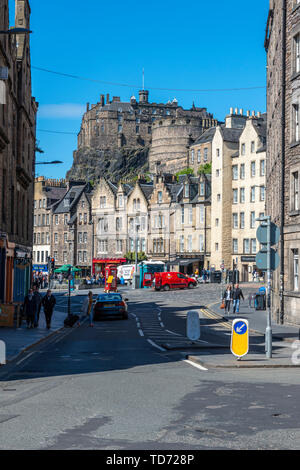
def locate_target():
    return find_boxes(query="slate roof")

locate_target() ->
[53,185,86,214]
[139,183,154,201]
[99,102,134,113]
[192,126,217,145]
[219,127,243,143]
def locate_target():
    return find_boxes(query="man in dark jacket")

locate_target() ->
[232,284,244,314]
[33,286,42,328]
[41,290,56,329]
[23,289,36,328]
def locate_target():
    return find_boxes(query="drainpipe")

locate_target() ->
[280,0,287,324]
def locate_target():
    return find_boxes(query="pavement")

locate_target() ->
[0,310,67,363]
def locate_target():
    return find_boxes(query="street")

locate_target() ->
[0,285,300,450]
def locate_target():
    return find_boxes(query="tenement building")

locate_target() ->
[265,0,300,324]
[33,177,67,272]
[0,0,38,314]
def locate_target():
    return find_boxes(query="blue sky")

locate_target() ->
[9,0,269,179]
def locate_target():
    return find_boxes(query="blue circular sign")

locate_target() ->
[234,321,247,335]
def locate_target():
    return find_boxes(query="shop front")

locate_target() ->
[13,247,31,304]
[169,257,204,275]
[92,258,127,276]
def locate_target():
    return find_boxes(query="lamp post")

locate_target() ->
[132,215,140,290]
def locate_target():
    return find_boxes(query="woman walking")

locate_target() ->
[223,285,233,315]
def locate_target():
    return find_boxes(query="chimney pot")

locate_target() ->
[235,108,238,114]
[230,107,233,114]
[240,109,243,115]
[247,110,250,116]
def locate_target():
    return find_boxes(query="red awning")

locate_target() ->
[93,258,126,264]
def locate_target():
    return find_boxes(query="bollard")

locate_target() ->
[186,310,200,342]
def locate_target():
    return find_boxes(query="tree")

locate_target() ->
[197,163,212,175]
[125,251,148,262]
[175,168,194,181]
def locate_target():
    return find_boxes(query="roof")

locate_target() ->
[53,185,86,214]
[219,127,243,143]
[139,183,154,200]
[98,102,134,113]
[192,126,217,145]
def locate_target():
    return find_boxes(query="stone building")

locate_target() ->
[149,111,218,174]
[33,177,67,271]
[51,182,93,275]
[188,127,216,175]
[265,0,300,324]
[210,109,265,277]
[0,0,38,310]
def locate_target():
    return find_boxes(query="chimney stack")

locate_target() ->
[240,109,243,115]
[100,94,105,106]
[106,93,110,104]
[247,110,250,117]
[86,103,90,112]
[230,107,234,114]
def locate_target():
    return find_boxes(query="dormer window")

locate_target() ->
[158,191,163,204]
[184,185,189,198]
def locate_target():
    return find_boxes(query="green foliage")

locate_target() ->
[197,163,212,175]
[125,251,148,262]
[175,168,195,181]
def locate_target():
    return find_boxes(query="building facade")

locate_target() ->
[266,0,300,324]
[0,0,38,310]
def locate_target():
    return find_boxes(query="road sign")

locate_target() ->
[186,310,200,341]
[231,319,249,358]
[256,223,280,246]
[255,248,280,271]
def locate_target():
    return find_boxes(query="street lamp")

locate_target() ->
[0,28,33,35]
[132,215,140,290]
[35,161,63,165]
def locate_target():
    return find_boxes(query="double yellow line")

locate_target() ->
[200,306,232,331]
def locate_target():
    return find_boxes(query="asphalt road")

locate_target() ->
[0,287,300,450]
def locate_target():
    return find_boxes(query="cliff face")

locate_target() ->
[66,146,150,183]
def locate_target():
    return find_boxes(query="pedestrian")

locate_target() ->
[41,289,56,329]
[222,285,233,314]
[78,291,94,327]
[232,284,244,314]
[23,289,36,328]
[32,286,42,327]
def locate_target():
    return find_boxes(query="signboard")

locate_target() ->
[186,310,200,341]
[256,223,280,246]
[255,248,279,271]
[231,318,249,358]
[241,256,256,263]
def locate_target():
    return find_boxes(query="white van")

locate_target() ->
[117,265,135,285]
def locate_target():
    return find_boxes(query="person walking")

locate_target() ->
[23,289,36,328]
[78,291,94,326]
[32,286,42,328]
[232,284,244,314]
[223,285,233,314]
[41,289,56,329]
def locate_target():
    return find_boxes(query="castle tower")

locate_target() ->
[139,90,149,103]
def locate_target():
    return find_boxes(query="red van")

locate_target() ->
[154,272,197,291]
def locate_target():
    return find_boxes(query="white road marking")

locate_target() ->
[138,329,144,337]
[184,359,208,371]
[147,339,167,352]
[165,329,182,336]
[16,351,36,365]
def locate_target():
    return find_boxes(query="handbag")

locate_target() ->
[220,301,225,309]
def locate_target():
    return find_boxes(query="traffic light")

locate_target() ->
[50,258,55,270]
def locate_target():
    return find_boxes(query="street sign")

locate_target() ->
[256,223,280,246]
[231,319,249,358]
[255,248,280,271]
[186,310,200,341]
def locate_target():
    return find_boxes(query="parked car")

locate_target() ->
[154,272,197,291]
[93,293,129,320]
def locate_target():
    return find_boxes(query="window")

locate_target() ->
[197,149,201,163]
[240,212,245,229]
[84,213,87,224]
[64,232,68,243]
[293,104,300,142]
[200,183,205,196]
[116,239,123,253]
[191,149,194,164]
[100,196,106,208]
[240,187,245,203]
[141,217,146,231]
[83,232,87,243]
[118,124,123,133]
[233,239,238,254]
[64,214,68,225]
[216,169,220,177]
[118,194,123,207]
[47,214,50,226]
[240,164,245,179]
[215,243,219,251]
[136,126,140,134]
[63,251,67,263]
[55,215,59,225]
[78,232,83,243]
[199,234,204,252]
[294,33,300,74]
[250,211,256,229]
[204,148,208,162]
[217,193,221,202]
[78,251,82,263]
[241,143,246,155]
[251,239,257,254]
[216,148,220,158]
[54,233,58,244]
[250,186,255,202]
[116,217,122,231]
[251,161,256,177]
[215,218,219,227]
[292,171,299,211]
[188,207,193,224]
[233,189,238,204]
[181,207,184,224]
[251,141,255,153]
[200,206,204,224]
[232,165,238,180]
[185,185,189,198]
[98,239,108,253]
[157,191,163,204]
[260,186,265,202]
[188,235,193,253]
[260,160,265,176]
[243,239,250,254]
[180,236,184,252]
[233,213,238,229]
[293,249,299,291]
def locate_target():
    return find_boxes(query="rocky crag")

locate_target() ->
[66,146,150,184]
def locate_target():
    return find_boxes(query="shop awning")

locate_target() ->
[169,257,203,266]
[93,258,126,264]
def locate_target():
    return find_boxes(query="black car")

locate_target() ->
[93,293,129,320]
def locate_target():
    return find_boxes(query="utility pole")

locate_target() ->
[266,216,272,358]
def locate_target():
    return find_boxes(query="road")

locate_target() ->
[0,286,300,450]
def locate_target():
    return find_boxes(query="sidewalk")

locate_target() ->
[186,287,300,368]
[0,310,66,363]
